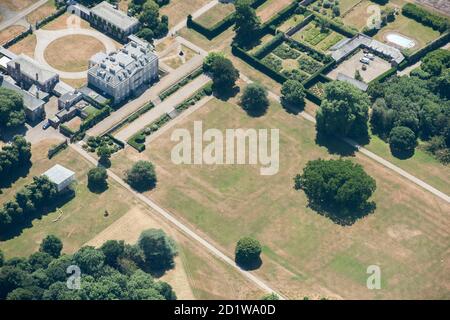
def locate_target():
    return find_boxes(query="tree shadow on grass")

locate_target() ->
[236,257,263,271]
[281,100,305,115]
[0,160,32,190]
[0,190,76,241]
[214,85,240,102]
[390,147,415,160]
[87,182,109,194]
[307,200,376,226]
[315,131,357,157]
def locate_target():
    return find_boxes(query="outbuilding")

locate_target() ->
[42,164,76,192]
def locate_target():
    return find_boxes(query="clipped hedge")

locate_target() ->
[104,134,125,148]
[232,44,288,83]
[253,33,285,59]
[36,6,67,29]
[404,31,450,65]
[79,106,112,132]
[159,68,203,100]
[48,140,68,159]
[402,3,449,33]
[60,124,76,138]
[3,27,32,48]
[286,37,332,63]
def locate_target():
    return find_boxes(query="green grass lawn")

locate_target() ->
[110,96,450,299]
[374,13,441,53]
[364,133,450,195]
[194,2,235,28]
[277,14,306,33]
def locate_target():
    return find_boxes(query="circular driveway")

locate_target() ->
[34,27,117,79]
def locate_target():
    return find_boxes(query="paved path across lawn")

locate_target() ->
[238,73,450,204]
[114,74,211,141]
[70,142,285,299]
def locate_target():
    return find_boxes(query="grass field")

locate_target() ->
[26,0,56,25]
[2,0,37,11]
[44,35,106,72]
[277,13,306,33]
[160,0,211,28]
[0,139,262,300]
[194,2,235,28]
[111,96,450,299]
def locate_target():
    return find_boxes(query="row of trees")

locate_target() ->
[0,135,32,182]
[0,176,60,237]
[0,230,177,300]
[0,88,26,130]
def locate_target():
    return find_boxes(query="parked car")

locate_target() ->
[365,53,375,60]
[43,121,50,130]
[360,57,370,64]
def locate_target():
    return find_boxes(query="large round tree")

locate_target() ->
[389,126,417,158]
[87,167,108,192]
[138,229,177,271]
[294,158,376,224]
[240,83,269,116]
[206,54,239,94]
[235,237,262,269]
[316,81,370,139]
[281,79,306,110]
[125,160,157,192]
[39,235,63,258]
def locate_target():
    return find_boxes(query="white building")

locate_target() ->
[87,37,159,104]
[43,164,76,192]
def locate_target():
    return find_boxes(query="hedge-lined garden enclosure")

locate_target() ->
[290,16,346,52]
[194,1,236,28]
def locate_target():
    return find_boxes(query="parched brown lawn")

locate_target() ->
[0,139,262,300]
[42,12,91,30]
[26,0,56,25]
[195,2,235,28]
[7,33,36,57]
[65,117,82,132]
[61,78,87,89]
[111,95,450,299]
[0,25,26,45]
[160,0,211,28]
[44,35,106,72]
[256,0,293,23]
[2,0,37,11]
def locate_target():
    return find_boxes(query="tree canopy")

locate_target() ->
[125,160,157,192]
[235,237,262,269]
[138,229,177,272]
[389,126,417,158]
[233,0,261,48]
[294,159,376,225]
[240,83,269,116]
[0,232,177,300]
[281,79,306,110]
[87,167,108,192]
[0,135,32,182]
[204,53,239,94]
[39,235,63,258]
[0,87,26,129]
[316,81,370,140]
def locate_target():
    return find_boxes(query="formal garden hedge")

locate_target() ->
[159,68,203,100]
[260,0,301,34]
[79,106,112,132]
[309,11,358,38]
[59,125,76,138]
[403,31,450,65]
[402,3,450,33]
[187,0,269,39]
[127,83,213,152]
